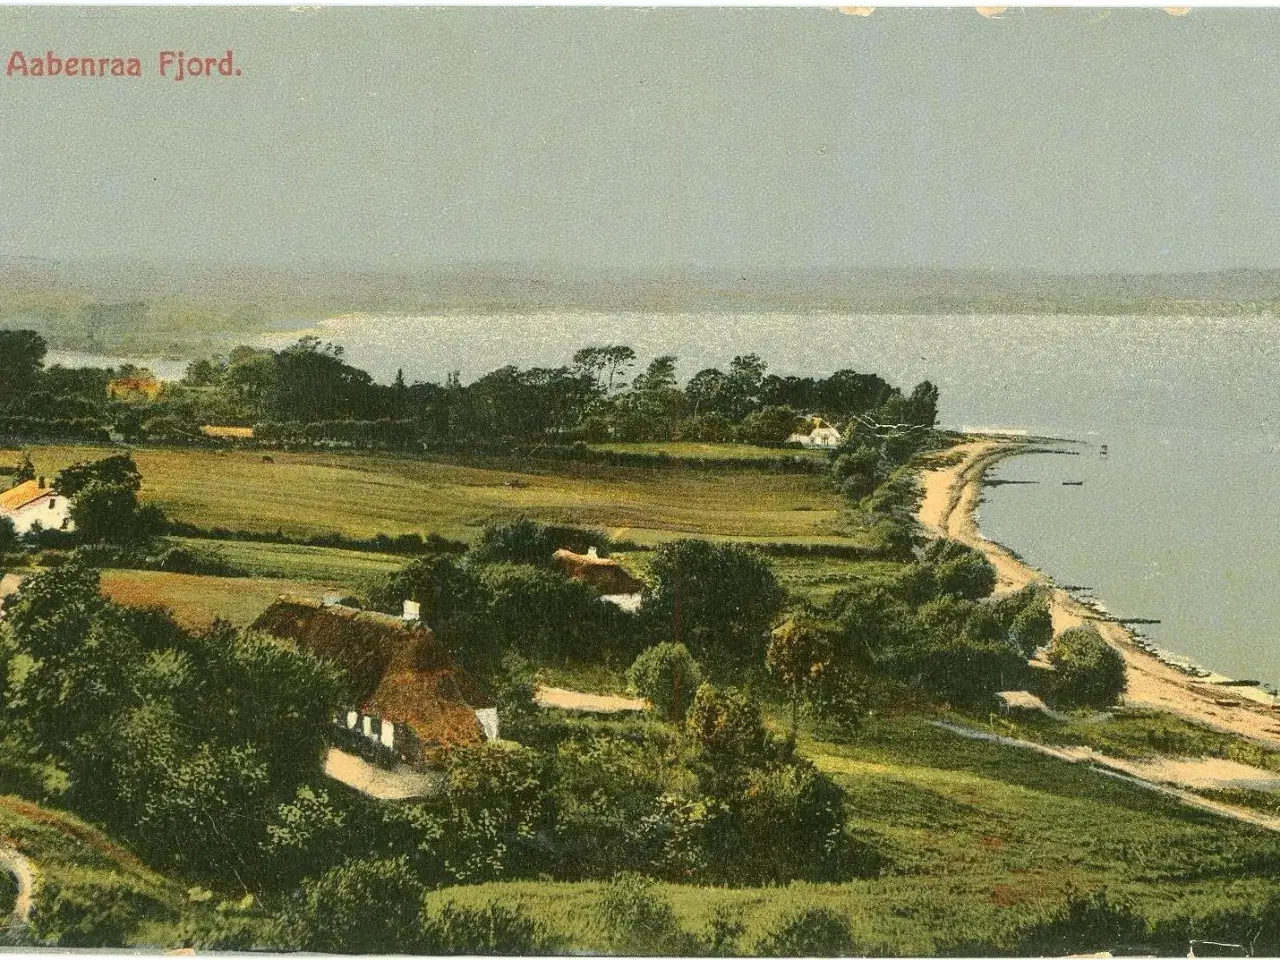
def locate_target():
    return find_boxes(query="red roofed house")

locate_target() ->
[0,477,73,535]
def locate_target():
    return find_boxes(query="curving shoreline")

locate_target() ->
[917,437,1280,751]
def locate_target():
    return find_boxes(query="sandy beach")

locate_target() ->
[918,438,1280,752]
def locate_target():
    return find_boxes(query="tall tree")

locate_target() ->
[643,540,786,671]
[767,615,836,736]
[0,330,46,407]
[572,345,636,395]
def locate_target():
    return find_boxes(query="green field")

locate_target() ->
[7,445,850,545]
[170,537,405,593]
[430,715,1280,955]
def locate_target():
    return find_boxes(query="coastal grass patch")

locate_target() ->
[99,569,328,629]
[5,445,847,545]
[770,554,906,603]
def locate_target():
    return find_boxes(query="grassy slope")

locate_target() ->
[433,716,1280,955]
[6,445,850,545]
[0,793,196,947]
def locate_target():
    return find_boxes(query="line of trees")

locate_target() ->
[0,328,939,450]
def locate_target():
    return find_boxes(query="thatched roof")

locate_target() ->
[252,596,489,752]
[552,548,644,596]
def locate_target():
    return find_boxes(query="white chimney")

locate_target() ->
[402,599,421,622]
[587,546,598,559]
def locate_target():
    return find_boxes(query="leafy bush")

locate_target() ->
[593,872,695,955]
[923,538,997,600]
[1047,625,1127,708]
[884,596,1026,707]
[280,856,426,954]
[422,901,550,955]
[30,874,170,948]
[753,906,858,957]
[1014,887,1148,956]
[627,642,701,722]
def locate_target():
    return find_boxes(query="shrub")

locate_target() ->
[685,683,772,769]
[30,875,170,948]
[627,642,702,722]
[594,872,695,955]
[753,906,858,957]
[1047,625,1127,708]
[472,517,610,567]
[924,539,997,600]
[712,763,848,884]
[280,856,426,954]
[1014,887,1147,956]
[0,517,18,556]
[1010,598,1054,658]
[703,904,747,956]
[422,901,549,955]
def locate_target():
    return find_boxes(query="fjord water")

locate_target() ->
[289,311,1280,687]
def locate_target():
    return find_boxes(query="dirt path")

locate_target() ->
[0,845,36,927]
[535,685,648,713]
[933,720,1280,834]
[918,440,1280,752]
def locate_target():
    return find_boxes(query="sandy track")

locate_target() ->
[918,440,1280,752]
[535,685,648,713]
[0,845,36,927]
[934,721,1280,834]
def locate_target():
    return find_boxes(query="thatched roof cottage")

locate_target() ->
[252,596,495,764]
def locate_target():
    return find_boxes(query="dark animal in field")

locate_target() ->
[262,455,275,464]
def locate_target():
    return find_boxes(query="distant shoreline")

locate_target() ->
[918,437,1280,749]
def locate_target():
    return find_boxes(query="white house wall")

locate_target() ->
[3,496,73,535]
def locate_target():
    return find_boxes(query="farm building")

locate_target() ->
[552,546,645,610]
[251,596,496,768]
[787,416,842,448]
[0,477,73,535]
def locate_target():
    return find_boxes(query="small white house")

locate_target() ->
[787,418,842,448]
[0,478,73,535]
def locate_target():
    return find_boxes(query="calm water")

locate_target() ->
[45,350,190,382]
[280,311,1280,686]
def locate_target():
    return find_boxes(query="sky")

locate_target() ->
[1,6,1279,276]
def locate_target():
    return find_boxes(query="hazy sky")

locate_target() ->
[2,7,1278,276]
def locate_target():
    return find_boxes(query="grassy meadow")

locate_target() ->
[5,445,849,545]
[169,537,405,592]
